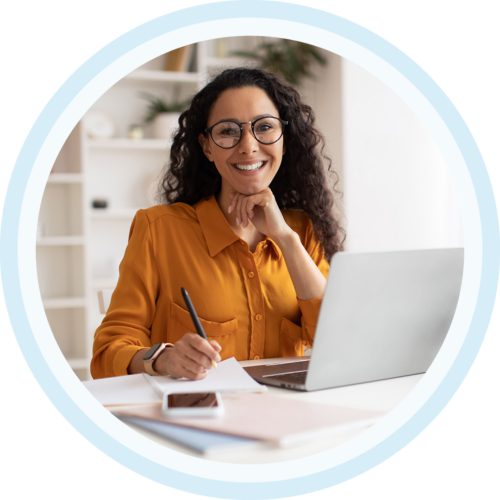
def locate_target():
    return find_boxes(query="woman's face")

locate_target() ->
[199,86,284,196]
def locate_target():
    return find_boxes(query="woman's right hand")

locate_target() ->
[156,334,222,380]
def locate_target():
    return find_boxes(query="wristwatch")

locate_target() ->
[143,343,174,376]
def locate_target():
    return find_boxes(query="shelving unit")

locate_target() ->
[36,37,267,381]
[87,138,168,150]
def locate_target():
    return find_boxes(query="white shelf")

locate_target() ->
[87,138,169,150]
[205,56,255,68]
[36,236,85,246]
[47,173,83,184]
[123,69,200,83]
[90,208,141,220]
[42,297,87,309]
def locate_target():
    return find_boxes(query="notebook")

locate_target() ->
[117,415,265,456]
[244,248,464,391]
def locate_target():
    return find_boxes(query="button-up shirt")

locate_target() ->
[91,196,329,379]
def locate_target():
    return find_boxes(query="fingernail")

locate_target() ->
[228,205,232,214]
[236,217,240,225]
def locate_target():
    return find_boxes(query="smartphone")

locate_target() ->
[162,392,224,417]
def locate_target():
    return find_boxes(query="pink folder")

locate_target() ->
[114,392,382,447]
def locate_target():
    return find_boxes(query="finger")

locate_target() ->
[167,351,207,379]
[177,360,208,380]
[228,191,237,214]
[244,197,256,221]
[247,200,255,219]
[252,192,272,208]
[241,197,250,228]
[176,346,212,372]
[186,334,222,363]
[209,340,222,352]
[180,344,214,371]
[181,357,209,377]
[235,194,244,226]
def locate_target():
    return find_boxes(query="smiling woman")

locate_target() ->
[91,67,345,381]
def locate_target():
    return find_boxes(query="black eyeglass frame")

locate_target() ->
[204,116,289,149]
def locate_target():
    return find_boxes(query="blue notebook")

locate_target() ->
[118,416,264,455]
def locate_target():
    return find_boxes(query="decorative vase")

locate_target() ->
[152,112,180,139]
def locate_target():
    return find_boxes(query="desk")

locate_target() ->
[114,357,423,464]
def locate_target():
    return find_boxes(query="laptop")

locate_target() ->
[244,248,464,391]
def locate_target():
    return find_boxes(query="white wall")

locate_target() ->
[301,51,344,221]
[340,59,463,252]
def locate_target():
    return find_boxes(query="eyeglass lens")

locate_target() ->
[211,117,284,148]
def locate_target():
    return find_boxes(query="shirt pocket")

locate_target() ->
[279,318,304,357]
[169,302,239,360]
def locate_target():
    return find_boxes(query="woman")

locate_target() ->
[91,67,344,380]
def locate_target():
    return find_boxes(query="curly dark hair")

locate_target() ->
[158,67,344,260]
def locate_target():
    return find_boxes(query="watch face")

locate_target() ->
[143,343,162,361]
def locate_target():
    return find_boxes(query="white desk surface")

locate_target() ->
[113,357,424,464]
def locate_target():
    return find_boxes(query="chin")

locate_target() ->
[237,185,267,196]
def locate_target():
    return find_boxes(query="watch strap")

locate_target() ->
[143,343,174,376]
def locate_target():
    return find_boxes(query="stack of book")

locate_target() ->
[114,392,382,456]
[164,45,196,72]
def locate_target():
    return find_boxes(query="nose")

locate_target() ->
[237,123,259,154]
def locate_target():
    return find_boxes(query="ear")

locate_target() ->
[198,133,214,162]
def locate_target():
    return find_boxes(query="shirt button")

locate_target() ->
[255,314,262,321]
[254,355,260,360]
[263,244,268,249]
[248,271,255,278]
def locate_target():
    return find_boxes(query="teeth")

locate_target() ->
[234,161,265,171]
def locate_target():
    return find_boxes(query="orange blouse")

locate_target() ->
[91,196,329,379]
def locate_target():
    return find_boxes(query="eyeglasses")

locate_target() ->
[205,116,288,149]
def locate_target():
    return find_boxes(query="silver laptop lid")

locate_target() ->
[305,248,464,391]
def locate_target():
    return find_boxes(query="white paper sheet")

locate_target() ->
[153,357,267,395]
[83,373,160,406]
[83,358,266,406]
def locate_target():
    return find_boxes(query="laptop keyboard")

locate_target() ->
[264,371,307,385]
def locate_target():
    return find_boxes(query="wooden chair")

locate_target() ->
[97,290,114,315]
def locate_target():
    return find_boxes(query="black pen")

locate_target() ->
[181,287,217,369]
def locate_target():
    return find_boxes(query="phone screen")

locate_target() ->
[167,393,219,409]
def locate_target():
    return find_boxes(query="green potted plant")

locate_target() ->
[140,87,192,139]
[230,39,327,86]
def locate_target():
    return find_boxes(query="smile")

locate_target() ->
[232,161,267,172]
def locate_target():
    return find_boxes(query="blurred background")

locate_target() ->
[36,36,463,381]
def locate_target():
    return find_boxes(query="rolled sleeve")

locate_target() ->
[298,296,323,347]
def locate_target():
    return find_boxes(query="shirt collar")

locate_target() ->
[264,237,283,261]
[195,196,239,257]
[195,196,283,260]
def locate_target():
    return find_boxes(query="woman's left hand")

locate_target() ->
[228,187,292,241]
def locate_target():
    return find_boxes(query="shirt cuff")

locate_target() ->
[113,345,147,377]
[297,296,323,330]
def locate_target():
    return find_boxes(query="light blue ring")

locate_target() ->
[1,2,498,498]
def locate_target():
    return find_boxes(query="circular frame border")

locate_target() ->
[1,2,499,498]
